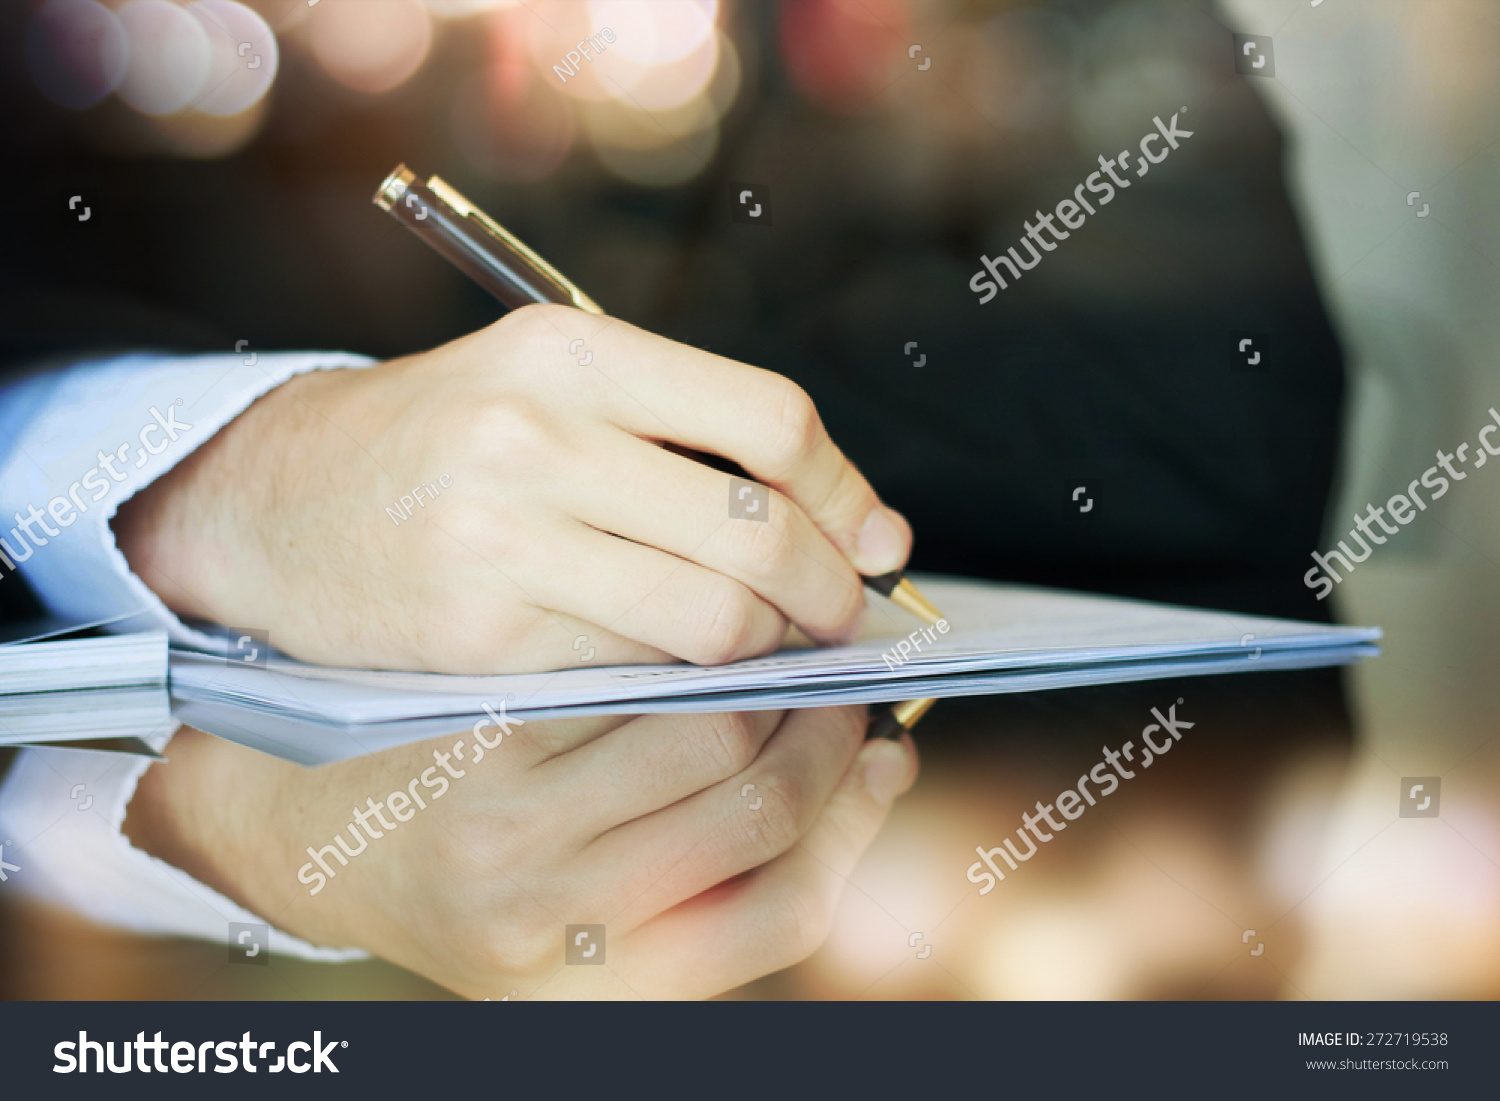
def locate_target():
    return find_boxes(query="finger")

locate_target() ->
[498,603,672,672]
[532,710,784,835]
[437,709,625,774]
[414,508,677,674]
[579,319,913,576]
[567,431,866,644]
[466,706,768,780]
[612,733,918,998]
[528,519,789,665]
[578,705,868,926]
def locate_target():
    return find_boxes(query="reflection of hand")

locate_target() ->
[124,706,918,999]
[114,305,912,672]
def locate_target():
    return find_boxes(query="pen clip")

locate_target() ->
[426,175,604,316]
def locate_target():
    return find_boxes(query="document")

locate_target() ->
[0,615,166,697]
[168,576,1380,765]
[0,612,170,750]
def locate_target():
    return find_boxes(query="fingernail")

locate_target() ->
[862,742,909,804]
[854,507,908,575]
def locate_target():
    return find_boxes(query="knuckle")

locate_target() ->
[488,303,596,386]
[764,879,833,965]
[436,803,525,872]
[477,397,559,475]
[434,602,502,660]
[824,574,866,632]
[437,837,563,976]
[492,302,574,352]
[693,711,762,779]
[743,771,806,858]
[439,507,509,561]
[477,920,557,979]
[409,785,578,982]
[760,379,821,477]
[727,496,797,578]
[688,579,761,665]
[827,703,870,744]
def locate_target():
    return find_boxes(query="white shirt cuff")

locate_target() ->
[0,350,374,651]
[0,739,365,962]
[0,351,375,960]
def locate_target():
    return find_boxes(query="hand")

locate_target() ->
[123,706,918,999]
[113,306,913,672]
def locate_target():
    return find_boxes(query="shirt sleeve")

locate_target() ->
[0,740,366,963]
[0,350,373,650]
[0,351,375,961]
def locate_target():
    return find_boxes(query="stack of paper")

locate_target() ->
[0,614,171,752]
[170,576,1380,765]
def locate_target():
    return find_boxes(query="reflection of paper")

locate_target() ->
[0,685,173,746]
[0,628,167,695]
[169,575,1381,765]
[11,737,165,759]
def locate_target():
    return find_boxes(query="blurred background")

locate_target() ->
[1,0,1497,999]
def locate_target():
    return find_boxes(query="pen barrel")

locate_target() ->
[379,176,575,312]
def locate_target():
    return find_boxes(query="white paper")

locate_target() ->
[168,576,1380,764]
[0,629,167,695]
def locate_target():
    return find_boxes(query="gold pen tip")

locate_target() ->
[891,697,937,728]
[888,577,945,627]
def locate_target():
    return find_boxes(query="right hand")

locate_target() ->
[124,705,919,999]
[114,305,913,672]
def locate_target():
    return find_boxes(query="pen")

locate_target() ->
[374,164,941,738]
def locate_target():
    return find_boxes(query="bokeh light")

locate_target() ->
[24,0,740,178]
[585,93,718,187]
[24,0,131,111]
[450,56,576,182]
[525,1,617,104]
[423,0,518,17]
[240,0,309,32]
[114,0,212,116]
[779,0,909,113]
[141,95,269,157]
[307,0,433,95]
[449,3,577,181]
[506,0,735,186]
[587,0,717,65]
[608,23,720,111]
[700,27,741,120]
[188,0,279,117]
